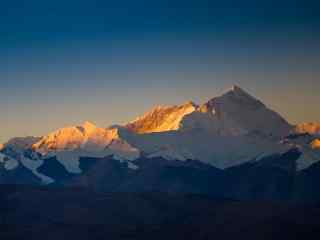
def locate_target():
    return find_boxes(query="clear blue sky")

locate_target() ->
[1,0,319,142]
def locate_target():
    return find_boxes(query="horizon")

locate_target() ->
[1,1,319,143]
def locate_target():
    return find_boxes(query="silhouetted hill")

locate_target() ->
[1,185,320,240]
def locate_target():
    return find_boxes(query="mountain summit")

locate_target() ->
[32,121,124,154]
[195,85,292,137]
[126,101,197,133]
[126,86,292,138]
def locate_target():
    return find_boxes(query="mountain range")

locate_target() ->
[1,86,320,201]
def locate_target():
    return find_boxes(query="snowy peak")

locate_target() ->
[32,122,121,154]
[197,86,292,137]
[124,86,292,138]
[32,126,85,154]
[205,85,265,113]
[230,85,261,100]
[82,121,98,134]
[28,122,140,174]
[295,122,320,135]
[126,101,197,133]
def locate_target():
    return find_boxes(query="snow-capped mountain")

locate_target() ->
[33,121,118,154]
[126,86,292,138]
[126,101,197,133]
[185,85,292,137]
[121,86,293,168]
[31,121,139,173]
[1,85,320,198]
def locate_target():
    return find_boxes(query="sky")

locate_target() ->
[0,0,319,143]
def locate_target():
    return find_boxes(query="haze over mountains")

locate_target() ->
[1,86,320,201]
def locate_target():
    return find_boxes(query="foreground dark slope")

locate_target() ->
[37,148,309,201]
[1,185,320,240]
[4,147,320,202]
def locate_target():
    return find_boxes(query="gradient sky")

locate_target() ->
[1,0,320,143]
